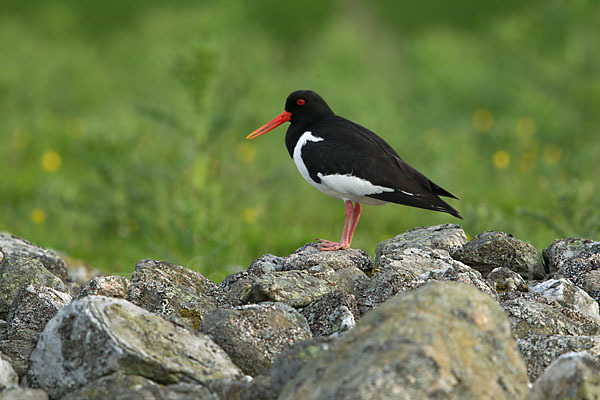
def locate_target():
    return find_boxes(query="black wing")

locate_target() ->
[302,115,462,218]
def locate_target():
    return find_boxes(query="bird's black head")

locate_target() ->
[285,90,334,127]
[246,90,334,140]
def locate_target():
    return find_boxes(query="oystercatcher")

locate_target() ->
[247,90,462,251]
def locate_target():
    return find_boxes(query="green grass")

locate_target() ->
[1,0,599,281]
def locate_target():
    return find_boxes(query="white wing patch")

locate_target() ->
[317,173,395,196]
[293,131,324,185]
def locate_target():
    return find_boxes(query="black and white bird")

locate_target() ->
[247,90,462,251]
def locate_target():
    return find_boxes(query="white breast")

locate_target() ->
[292,131,393,206]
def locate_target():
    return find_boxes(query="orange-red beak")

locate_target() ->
[246,111,292,140]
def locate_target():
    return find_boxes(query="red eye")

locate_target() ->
[297,98,305,106]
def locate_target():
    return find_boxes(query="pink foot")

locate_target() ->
[317,238,350,251]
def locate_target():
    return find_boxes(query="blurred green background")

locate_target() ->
[1,0,599,281]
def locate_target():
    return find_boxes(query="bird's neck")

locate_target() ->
[284,115,334,158]
[285,124,305,158]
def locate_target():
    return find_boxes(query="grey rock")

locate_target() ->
[78,275,130,299]
[201,302,312,376]
[61,373,160,400]
[280,282,529,400]
[530,352,600,400]
[487,267,529,293]
[411,257,495,296]
[61,373,221,400]
[28,296,242,398]
[219,255,284,306]
[501,294,600,338]
[247,254,285,275]
[518,335,600,381]
[0,340,30,381]
[300,291,359,337]
[0,233,67,283]
[544,238,600,274]
[270,337,335,396]
[543,238,600,302]
[375,224,467,268]
[0,258,68,319]
[206,375,276,400]
[7,285,72,340]
[140,383,219,400]
[127,259,224,330]
[241,267,338,308]
[283,243,373,274]
[531,278,600,322]
[357,247,493,313]
[0,357,18,390]
[0,388,49,400]
[219,271,256,306]
[1,285,72,378]
[331,266,370,296]
[452,231,546,279]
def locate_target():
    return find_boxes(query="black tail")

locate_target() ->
[369,191,463,219]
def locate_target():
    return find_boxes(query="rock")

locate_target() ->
[241,267,338,308]
[218,271,255,306]
[544,238,600,274]
[77,275,130,299]
[270,337,335,396]
[222,249,369,309]
[331,266,370,296]
[501,294,600,338]
[7,285,72,340]
[60,373,160,400]
[543,238,600,302]
[518,335,600,381]
[0,233,67,283]
[412,258,495,296]
[127,259,224,330]
[247,254,286,275]
[61,373,222,400]
[375,224,467,268]
[0,339,31,382]
[279,281,529,400]
[1,285,72,378]
[201,302,312,376]
[531,278,600,322]
[357,247,493,313]
[218,255,285,306]
[0,357,18,390]
[282,243,373,274]
[0,388,49,400]
[206,375,276,400]
[0,258,68,319]
[486,267,529,293]
[28,296,242,399]
[451,231,546,279]
[300,291,358,337]
[530,352,600,400]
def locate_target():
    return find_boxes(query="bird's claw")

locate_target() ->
[317,238,350,251]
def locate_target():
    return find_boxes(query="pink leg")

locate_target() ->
[318,201,362,251]
[344,202,362,245]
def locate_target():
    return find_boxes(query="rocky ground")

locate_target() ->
[1,225,600,399]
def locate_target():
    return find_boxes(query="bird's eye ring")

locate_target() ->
[297,98,305,106]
